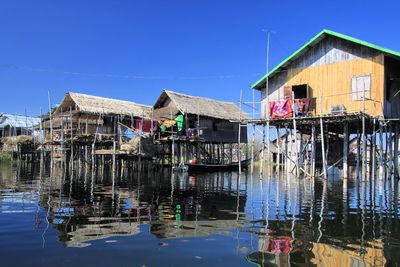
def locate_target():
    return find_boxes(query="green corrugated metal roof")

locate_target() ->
[252,29,400,89]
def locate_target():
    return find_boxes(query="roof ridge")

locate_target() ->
[69,92,152,108]
[164,89,236,105]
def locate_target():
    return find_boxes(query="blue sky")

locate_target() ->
[1,0,399,116]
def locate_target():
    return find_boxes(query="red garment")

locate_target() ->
[295,98,311,114]
[269,99,293,118]
[135,119,154,133]
[266,237,292,254]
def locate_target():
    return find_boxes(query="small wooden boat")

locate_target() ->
[186,159,251,172]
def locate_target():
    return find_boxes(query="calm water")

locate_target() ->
[0,161,399,267]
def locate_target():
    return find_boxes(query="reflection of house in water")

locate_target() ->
[48,186,145,248]
[148,172,247,239]
[311,241,386,266]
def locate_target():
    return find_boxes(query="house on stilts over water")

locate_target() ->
[42,92,154,160]
[251,29,400,179]
[153,90,249,170]
[0,113,41,155]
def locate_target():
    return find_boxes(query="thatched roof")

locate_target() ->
[154,90,249,121]
[55,92,152,118]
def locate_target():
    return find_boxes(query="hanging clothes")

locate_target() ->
[175,115,184,132]
[294,98,311,115]
[269,99,293,118]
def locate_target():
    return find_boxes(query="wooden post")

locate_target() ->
[276,126,281,175]
[379,122,384,180]
[113,117,117,176]
[238,89,243,173]
[319,92,327,180]
[285,126,289,175]
[70,106,74,173]
[362,89,367,181]
[260,125,265,176]
[388,123,394,177]
[48,90,54,169]
[311,124,316,177]
[370,122,376,181]
[394,123,399,179]
[343,122,349,179]
[356,132,361,178]
[292,92,299,176]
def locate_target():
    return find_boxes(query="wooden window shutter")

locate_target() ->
[284,85,292,99]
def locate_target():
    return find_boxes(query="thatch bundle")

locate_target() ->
[120,136,155,157]
[3,135,33,145]
[1,135,34,152]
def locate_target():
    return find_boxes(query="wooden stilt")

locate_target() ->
[379,122,385,180]
[394,123,399,179]
[319,114,327,179]
[311,124,316,177]
[343,123,349,179]
[276,126,281,175]
[388,123,394,177]
[284,126,288,175]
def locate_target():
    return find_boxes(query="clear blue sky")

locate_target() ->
[1,0,399,116]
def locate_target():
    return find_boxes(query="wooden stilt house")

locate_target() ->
[153,90,248,167]
[43,92,153,150]
[251,29,400,178]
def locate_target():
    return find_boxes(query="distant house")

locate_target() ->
[0,113,41,137]
[43,92,153,142]
[153,90,248,143]
[252,29,400,121]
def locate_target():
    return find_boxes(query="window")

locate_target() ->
[351,75,371,101]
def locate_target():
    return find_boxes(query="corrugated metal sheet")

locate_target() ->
[0,113,41,128]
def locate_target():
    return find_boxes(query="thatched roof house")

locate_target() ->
[55,92,152,118]
[154,90,248,121]
[154,90,248,143]
[43,92,153,139]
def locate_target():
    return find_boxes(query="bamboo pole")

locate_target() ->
[292,92,299,176]
[394,123,399,179]
[343,122,349,179]
[319,92,327,180]
[379,122,384,180]
[388,123,393,177]
[362,87,367,181]
[70,106,74,173]
[311,124,316,177]
[238,90,243,174]
[48,90,54,169]
[276,126,281,175]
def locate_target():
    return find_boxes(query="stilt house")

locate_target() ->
[153,90,248,143]
[0,113,41,137]
[153,90,248,165]
[251,29,400,177]
[44,92,153,143]
[252,29,400,123]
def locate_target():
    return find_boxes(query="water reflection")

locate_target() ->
[0,162,399,266]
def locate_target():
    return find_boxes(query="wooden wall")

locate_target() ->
[262,36,385,117]
[196,117,247,143]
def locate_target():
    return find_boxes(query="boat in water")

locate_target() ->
[185,159,251,172]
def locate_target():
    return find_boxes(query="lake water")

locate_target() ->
[0,161,399,266]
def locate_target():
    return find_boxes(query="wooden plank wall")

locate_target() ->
[286,54,384,116]
[263,36,385,117]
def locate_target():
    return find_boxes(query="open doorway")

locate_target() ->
[292,84,308,99]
